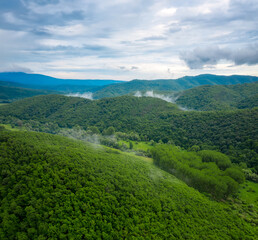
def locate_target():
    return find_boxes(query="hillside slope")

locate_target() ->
[0,95,257,169]
[175,82,258,111]
[0,94,180,124]
[0,129,256,239]
[93,74,258,99]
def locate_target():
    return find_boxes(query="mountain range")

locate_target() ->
[92,74,258,99]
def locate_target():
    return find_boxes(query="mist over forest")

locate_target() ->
[1,0,258,238]
[1,71,258,239]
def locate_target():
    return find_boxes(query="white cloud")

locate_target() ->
[0,0,257,79]
[0,64,32,73]
[66,92,93,99]
[43,24,87,37]
[156,7,177,17]
[3,12,26,25]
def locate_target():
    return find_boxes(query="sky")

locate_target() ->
[0,0,258,80]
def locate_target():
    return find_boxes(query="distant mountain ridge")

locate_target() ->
[93,74,258,99]
[1,72,258,99]
[0,72,123,86]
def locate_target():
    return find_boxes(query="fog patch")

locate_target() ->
[66,92,93,99]
[134,90,193,111]
[134,90,177,103]
[58,127,102,149]
[177,106,194,111]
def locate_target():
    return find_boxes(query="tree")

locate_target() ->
[103,127,115,136]
[87,126,100,135]
[224,167,245,184]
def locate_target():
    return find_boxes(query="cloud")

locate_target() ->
[156,7,177,17]
[0,0,258,79]
[66,92,93,99]
[42,24,87,37]
[180,46,230,69]
[233,44,258,65]
[180,44,258,69]
[131,66,138,70]
[0,64,33,73]
[138,36,167,41]
[168,23,182,34]
[134,90,176,103]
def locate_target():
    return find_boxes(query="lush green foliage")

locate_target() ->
[197,150,232,170]
[238,181,258,210]
[175,82,258,111]
[0,130,256,239]
[0,95,257,170]
[238,94,258,109]
[151,145,245,199]
[93,74,258,99]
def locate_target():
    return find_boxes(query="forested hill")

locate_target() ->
[0,94,180,122]
[175,82,258,111]
[0,85,59,103]
[0,95,257,169]
[0,129,256,239]
[93,74,258,99]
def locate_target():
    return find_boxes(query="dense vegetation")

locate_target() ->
[0,85,59,103]
[0,95,257,170]
[0,129,256,239]
[93,74,258,99]
[175,82,258,111]
[152,145,244,199]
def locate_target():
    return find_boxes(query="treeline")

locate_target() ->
[152,145,245,199]
[0,95,257,170]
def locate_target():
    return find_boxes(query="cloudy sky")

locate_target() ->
[0,0,258,80]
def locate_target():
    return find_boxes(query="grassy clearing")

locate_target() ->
[133,141,154,151]
[223,181,258,226]
[238,181,258,208]
[123,151,154,163]
[0,124,20,131]
[118,140,154,151]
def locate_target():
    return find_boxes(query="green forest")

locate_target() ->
[0,75,257,239]
[152,145,244,199]
[0,95,257,170]
[0,129,257,239]
[175,82,258,111]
